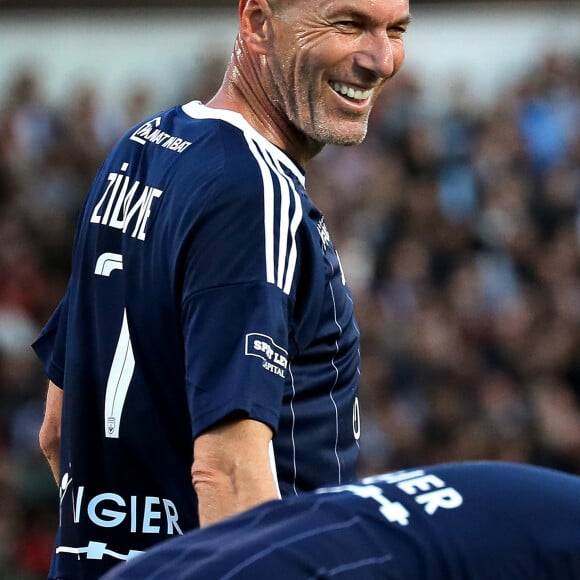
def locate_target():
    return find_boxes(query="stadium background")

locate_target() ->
[1,1,579,577]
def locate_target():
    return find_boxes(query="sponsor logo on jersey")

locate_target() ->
[245,333,288,378]
[130,116,192,153]
[317,217,331,252]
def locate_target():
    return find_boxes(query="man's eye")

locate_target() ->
[388,26,408,38]
[335,20,359,31]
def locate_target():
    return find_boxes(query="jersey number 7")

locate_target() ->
[95,252,135,439]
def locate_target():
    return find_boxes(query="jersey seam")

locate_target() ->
[182,280,294,309]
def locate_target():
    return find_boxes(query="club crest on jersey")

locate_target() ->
[129,116,192,153]
[317,217,331,252]
[245,333,288,379]
[107,417,116,436]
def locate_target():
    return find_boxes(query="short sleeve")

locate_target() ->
[182,282,290,439]
[32,291,69,388]
[178,144,301,438]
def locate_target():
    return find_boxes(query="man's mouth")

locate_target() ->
[330,82,372,102]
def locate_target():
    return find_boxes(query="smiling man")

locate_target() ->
[34,0,411,578]
[217,0,410,159]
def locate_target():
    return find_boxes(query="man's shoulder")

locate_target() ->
[119,103,248,161]
[98,102,305,215]
[99,103,258,197]
[179,101,305,183]
[118,101,306,188]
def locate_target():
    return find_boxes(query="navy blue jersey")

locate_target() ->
[104,461,580,580]
[33,101,360,579]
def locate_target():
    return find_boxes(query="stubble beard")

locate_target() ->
[302,76,374,147]
[267,58,372,151]
[312,118,369,147]
[306,104,371,147]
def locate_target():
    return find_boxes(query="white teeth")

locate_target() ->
[331,82,371,101]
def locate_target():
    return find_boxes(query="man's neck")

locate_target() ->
[205,38,323,166]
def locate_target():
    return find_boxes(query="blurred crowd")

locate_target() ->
[1,44,579,578]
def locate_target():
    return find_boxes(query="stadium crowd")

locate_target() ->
[1,46,579,578]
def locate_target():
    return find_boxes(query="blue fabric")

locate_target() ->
[33,102,360,579]
[105,461,580,580]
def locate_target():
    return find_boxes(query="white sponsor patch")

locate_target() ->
[245,333,288,378]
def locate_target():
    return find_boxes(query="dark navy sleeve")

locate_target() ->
[178,135,301,438]
[182,283,290,438]
[31,291,69,388]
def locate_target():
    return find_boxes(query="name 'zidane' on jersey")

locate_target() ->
[33,101,360,579]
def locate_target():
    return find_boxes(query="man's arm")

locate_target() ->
[39,380,62,485]
[192,417,281,527]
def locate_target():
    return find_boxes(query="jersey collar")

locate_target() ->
[182,100,306,187]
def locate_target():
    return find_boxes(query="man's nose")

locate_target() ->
[354,31,396,80]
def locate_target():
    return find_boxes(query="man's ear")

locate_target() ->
[239,0,273,55]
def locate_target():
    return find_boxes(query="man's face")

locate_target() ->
[264,0,410,147]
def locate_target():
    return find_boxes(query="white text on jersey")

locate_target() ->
[70,484,183,535]
[130,116,192,153]
[90,162,164,241]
